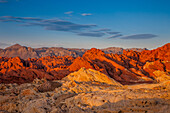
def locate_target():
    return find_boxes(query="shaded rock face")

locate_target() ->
[0,44,39,59]
[0,44,147,59]
[0,43,169,84]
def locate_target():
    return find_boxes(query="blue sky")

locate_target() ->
[0,0,170,49]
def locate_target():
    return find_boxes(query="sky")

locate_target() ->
[0,0,170,49]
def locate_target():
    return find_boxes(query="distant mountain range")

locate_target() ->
[0,44,147,59]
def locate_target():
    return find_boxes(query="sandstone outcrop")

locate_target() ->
[0,43,169,84]
[143,60,170,82]
[63,67,122,86]
[123,43,170,62]
[0,56,74,84]
[68,43,170,84]
[68,48,152,84]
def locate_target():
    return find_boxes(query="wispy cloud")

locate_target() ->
[0,0,8,3]
[92,28,111,32]
[24,19,97,32]
[121,34,157,39]
[2,16,43,21]
[0,16,158,39]
[81,13,92,16]
[64,11,73,16]
[106,31,120,35]
[77,32,105,37]
[107,34,123,39]
[64,11,73,14]
[44,23,96,32]
[0,16,98,35]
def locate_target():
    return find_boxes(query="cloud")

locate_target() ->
[106,31,120,35]
[107,34,123,39]
[121,34,157,39]
[24,19,97,32]
[77,32,105,37]
[81,13,92,16]
[0,18,21,22]
[64,11,73,16]
[2,16,43,21]
[0,16,97,34]
[0,0,8,3]
[92,28,111,32]
[0,16,43,23]
[45,23,96,32]
[0,16,158,39]
[64,11,73,15]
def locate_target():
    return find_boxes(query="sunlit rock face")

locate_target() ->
[63,67,122,86]
[0,56,74,84]
[143,60,170,82]
[0,43,170,84]
[68,43,170,84]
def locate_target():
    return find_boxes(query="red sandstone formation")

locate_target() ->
[68,43,170,84]
[123,43,170,62]
[68,48,150,84]
[0,43,169,84]
[0,56,74,84]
